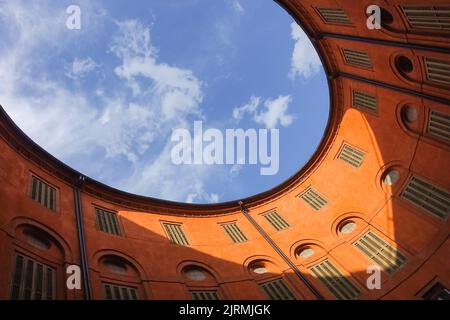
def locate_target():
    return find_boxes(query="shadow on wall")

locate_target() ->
[90,214,302,300]
[1,213,305,300]
[329,86,450,299]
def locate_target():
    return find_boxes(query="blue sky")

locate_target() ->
[0,0,329,203]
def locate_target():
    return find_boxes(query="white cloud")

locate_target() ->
[0,1,99,157]
[232,95,295,129]
[289,22,321,80]
[111,20,203,121]
[187,192,219,204]
[0,3,223,203]
[0,1,300,203]
[125,140,222,204]
[226,0,245,14]
[254,95,294,129]
[214,0,245,49]
[233,96,261,122]
[66,57,99,79]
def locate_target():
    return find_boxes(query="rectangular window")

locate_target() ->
[260,279,296,300]
[423,282,450,300]
[10,253,55,300]
[191,291,219,300]
[95,208,121,236]
[401,6,450,30]
[338,144,365,168]
[353,90,377,113]
[30,176,57,211]
[353,231,407,274]
[342,49,373,69]
[299,188,328,211]
[263,211,290,231]
[310,260,360,300]
[103,283,139,300]
[424,57,450,86]
[221,223,248,243]
[427,109,450,142]
[163,223,190,246]
[400,176,449,219]
[317,8,351,25]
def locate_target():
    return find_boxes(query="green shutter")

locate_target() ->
[95,208,121,236]
[263,212,290,231]
[300,188,328,211]
[401,176,450,219]
[222,223,247,243]
[163,223,190,246]
[103,283,139,300]
[30,176,57,211]
[10,253,55,300]
[338,144,365,168]
[310,260,360,300]
[353,231,407,274]
[260,279,295,300]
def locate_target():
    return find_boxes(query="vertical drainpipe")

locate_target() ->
[238,201,324,300]
[73,175,92,300]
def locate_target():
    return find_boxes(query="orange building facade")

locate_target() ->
[0,0,449,300]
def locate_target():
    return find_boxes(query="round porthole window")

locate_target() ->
[396,56,414,74]
[383,169,400,186]
[185,268,206,281]
[401,106,418,123]
[340,221,356,234]
[298,248,314,259]
[252,266,268,274]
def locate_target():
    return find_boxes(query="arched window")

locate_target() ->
[181,265,221,300]
[98,254,144,300]
[10,224,65,300]
[247,259,296,300]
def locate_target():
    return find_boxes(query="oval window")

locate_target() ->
[298,248,314,259]
[24,232,50,251]
[383,169,400,186]
[104,261,127,274]
[340,221,356,234]
[185,268,206,281]
[252,266,268,274]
